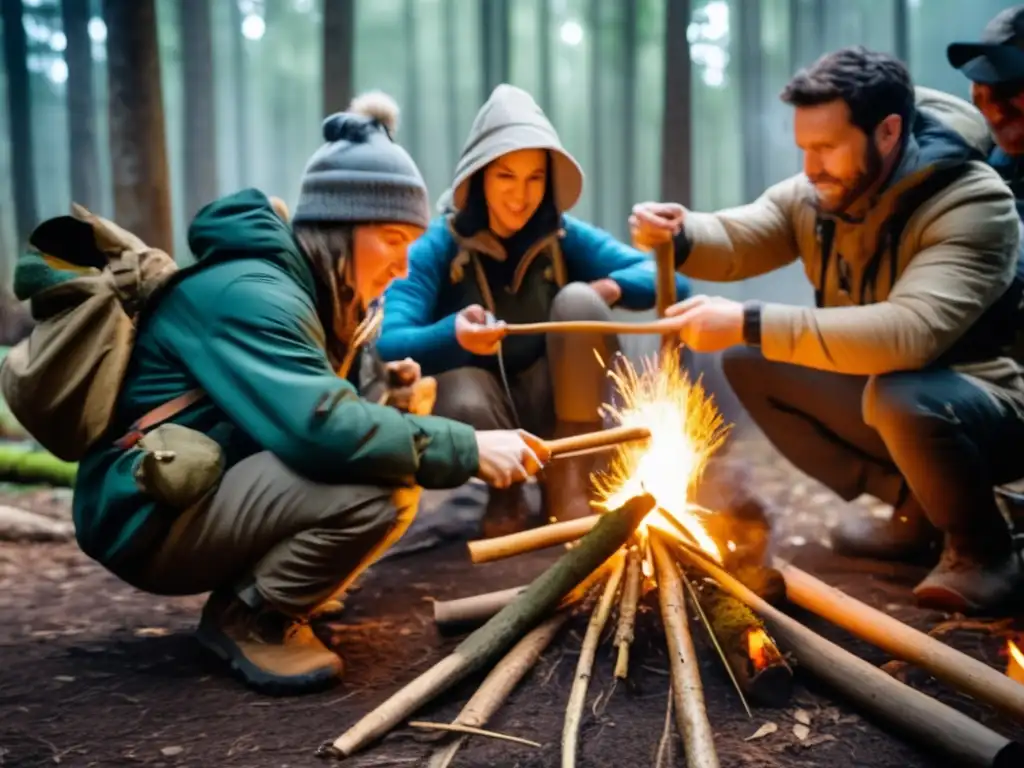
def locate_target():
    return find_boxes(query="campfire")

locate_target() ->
[318,350,1024,768]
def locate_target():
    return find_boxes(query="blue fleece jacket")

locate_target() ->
[377,214,691,375]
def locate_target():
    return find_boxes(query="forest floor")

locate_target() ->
[1,432,1024,768]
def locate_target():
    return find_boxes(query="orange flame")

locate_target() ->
[592,350,729,562]
[1008,640,1024,685]
[747,627,774,671]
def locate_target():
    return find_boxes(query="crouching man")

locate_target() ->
[631,47,1024,614]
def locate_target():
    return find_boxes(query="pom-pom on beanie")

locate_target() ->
[293,91,429,228]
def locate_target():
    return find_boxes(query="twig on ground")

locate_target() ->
[408,721,541,748]
[562,552,626,768]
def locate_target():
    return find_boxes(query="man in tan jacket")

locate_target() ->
[632,47,1024,615]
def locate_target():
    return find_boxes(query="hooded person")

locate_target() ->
[58,92,550,695]
[376,84,691,534]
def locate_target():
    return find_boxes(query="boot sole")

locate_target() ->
[195,622,342,696]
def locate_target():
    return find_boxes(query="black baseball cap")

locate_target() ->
[948,5,1024,84]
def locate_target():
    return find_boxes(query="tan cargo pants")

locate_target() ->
[131,451,420,616]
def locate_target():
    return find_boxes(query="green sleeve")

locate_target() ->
[168,271,479,488]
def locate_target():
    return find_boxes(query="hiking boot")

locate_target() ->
[541,420,600,522]
[830,501,941,563]
[913,535,1024,614]
[195,591,343,695]
[480,484,533,539]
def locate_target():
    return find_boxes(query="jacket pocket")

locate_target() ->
[132,423,225,510]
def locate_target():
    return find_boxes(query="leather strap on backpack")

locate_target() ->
[115,388,205,450]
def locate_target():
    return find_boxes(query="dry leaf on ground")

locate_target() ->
[745,722,778,741]
[794,709,811,725]
[793,724,810,740]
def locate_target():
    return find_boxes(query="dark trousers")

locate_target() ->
[722,347,1024,541]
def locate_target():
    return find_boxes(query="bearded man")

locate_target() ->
[631,47,1024,615]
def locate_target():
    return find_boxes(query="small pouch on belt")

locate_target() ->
[133,423,225,510]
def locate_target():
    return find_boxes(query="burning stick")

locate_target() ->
[695,579,793,707]
[427,611,570,768]
[613,546,643,679]
[651,533,721,768]
[319,492,656,760]
[468,516,600,564]
[545,424,650,459]
[677,545,1024,768]
[775,560,1024,724]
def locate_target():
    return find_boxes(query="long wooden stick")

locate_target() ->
[468,516,600,564]
[544,425,650,458]
[614,547,643,679]
[427,612,570,768]
[562,553,626,768]
[433,586,526,628]
[434,563,611,631]
[654,240,678,356]
[651,533,721,768]
[675,545,1024,768]
[320,492,656,760]
[502,318,681,336]
[775,559,1024,725]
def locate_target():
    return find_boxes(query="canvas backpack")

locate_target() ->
[0,204,203,462]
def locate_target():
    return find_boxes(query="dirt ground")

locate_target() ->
[1,433,1023,768]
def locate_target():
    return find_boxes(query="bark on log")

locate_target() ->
[652,533,720,768]
[321,492,656,759]
[677,546,1024,768]
[696,579,792,707]
[776,560,1024,725]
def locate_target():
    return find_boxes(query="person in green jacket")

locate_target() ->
[69,95,548,694]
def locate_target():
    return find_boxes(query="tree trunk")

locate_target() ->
[228,0,249,188]
[620,2,637,211]
[402,0,420,154]
[1,0,38,245]
[322,0,355,116]
[659,0,692,205]
[103,0,174,253]
[479,0,510,101]
[442,0,459,167]
[588,0,604,222]
[180,0,218,221]
[62,0,102,212]
[537,0,552,114]
[892,0,909,62]
[736,0,765,202]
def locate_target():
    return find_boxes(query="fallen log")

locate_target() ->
[775,560,1024,725]
[427,611,570,768]
[0,446,77,487]
[319,491,656,760]
[676,545,1024,768]
[695,579,792,707]
[651,533,720,768]
[0,504,74,543]
[467,516,600,564]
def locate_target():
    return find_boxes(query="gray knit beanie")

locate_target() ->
[293,94,430,228]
